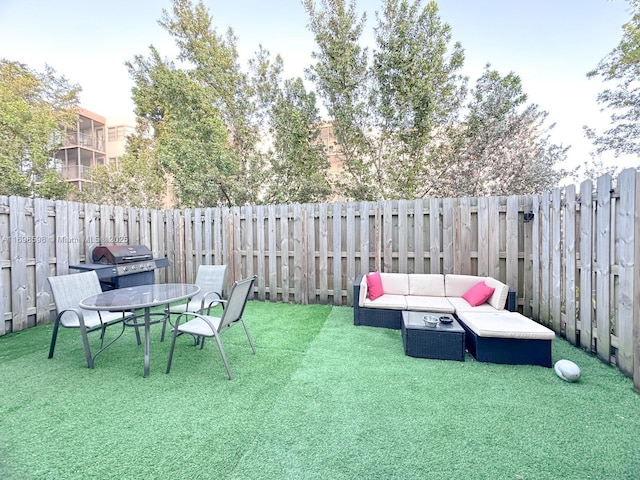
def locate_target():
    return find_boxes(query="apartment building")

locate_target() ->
[55,108,134,190]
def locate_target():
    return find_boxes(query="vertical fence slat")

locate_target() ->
[383,200,393,272]
[203,208,212,265]
[332,203,342,305]
[616,169,636,376]
[9,197,28,331]
[398,200,408,273]
[595,175,612,362]
[346,203,356,305]
[442,198,454,274]
[564,185,577,344]
[268,205,278,301]
[279,204,290,302]
[428,198,440,274]
[34,198,50,325]
[359,202,370,274]
[413,200,423,274]
[551,188,562,332]
[193,208,202,270]
[506,195,519,294]
[319,203,329,303]
[579,179,594,351]
[477,197,489,277]
[530,195,540,321]
[540,192,551,326]
[256,205,266,301]
[488,197,501,280]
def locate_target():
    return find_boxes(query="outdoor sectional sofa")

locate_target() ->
[354,272,516,330]
[354,272,554,367]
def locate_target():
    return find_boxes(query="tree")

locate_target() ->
[303,0,374,200]
[585,0,640,158]
[81,126,167,208]
[371,0,466,199]
[249,49,332,204]
[304,0,567,200]
[127,0,331,207]
[0,59,80,198]
[443,66,568,196]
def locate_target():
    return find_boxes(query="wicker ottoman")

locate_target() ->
[401,311,465,361]
[456,311,555,367]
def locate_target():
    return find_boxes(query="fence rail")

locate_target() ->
[1,169,639,391]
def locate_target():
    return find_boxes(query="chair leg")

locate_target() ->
[241,319,256,354]
[48,317,61,359]
[166,328,179,374]
[212,332,233,380]
[79,324,95,369]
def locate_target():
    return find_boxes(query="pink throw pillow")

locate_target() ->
[462,281,495,307]
[366,271,384,301]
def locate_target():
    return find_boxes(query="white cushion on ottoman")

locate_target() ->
[457,311,555,340]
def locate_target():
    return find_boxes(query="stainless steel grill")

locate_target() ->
[70,245,170,291]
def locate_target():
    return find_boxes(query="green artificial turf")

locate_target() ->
[1,302,639,479]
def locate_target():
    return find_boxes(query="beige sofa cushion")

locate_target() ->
[380,273,409,295]
[448,297,504,313]
[457,311,555,340]
[405,296,455,313]
[362,294,407,310]
[408,274,445,296]
[484,277,510,310]
[445,274,486,297]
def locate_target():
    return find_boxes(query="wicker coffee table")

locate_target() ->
[401,311,465,361]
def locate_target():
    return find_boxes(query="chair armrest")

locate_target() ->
[201,291,224,314]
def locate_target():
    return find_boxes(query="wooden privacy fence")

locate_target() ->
[1,169,639,391]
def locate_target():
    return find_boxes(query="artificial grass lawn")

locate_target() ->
[1,302,639,480]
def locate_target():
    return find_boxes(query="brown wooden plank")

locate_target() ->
[551,188,562,332]
[268,205,278,301]
[280,204,290,303]
[616,169,636,376]
[318,202,329,303]
[34,198,51,325]
[579,179,594,351]
[595,174,612,362]
[9,196,28,331]
[564,185,577,344]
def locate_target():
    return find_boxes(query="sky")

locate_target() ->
[0,0,636,173]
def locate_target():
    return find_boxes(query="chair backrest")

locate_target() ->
[47,271,104,327]
[195,264,227,297]
[218,275,256,331]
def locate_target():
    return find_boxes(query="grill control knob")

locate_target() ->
[147,263,153,269]
[131,265,137,271]
[123,266,128,272]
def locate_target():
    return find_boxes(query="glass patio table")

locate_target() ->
[80,283,200,377]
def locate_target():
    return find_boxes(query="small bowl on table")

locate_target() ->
[423,315,439,327]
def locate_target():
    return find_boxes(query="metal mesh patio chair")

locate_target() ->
[47,271,132,368]
[166,275,256,380]
[166,264,228,346]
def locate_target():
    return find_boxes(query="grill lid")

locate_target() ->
[92,245,154,264]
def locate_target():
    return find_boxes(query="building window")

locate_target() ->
[108,126,128,142]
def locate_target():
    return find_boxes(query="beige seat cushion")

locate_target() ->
[457,311,555,340]
[362,294,407,310]
[405,296,455,313]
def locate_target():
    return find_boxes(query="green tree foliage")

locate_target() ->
[585,0,640,158]
[444,66,568,196]
[303,0,374,200]
[126,0,331,207]
[0,59,80,198]
[250,49,332,204]
[371,0,466,199]
[304,0,567,200]
[81,127,167,208]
